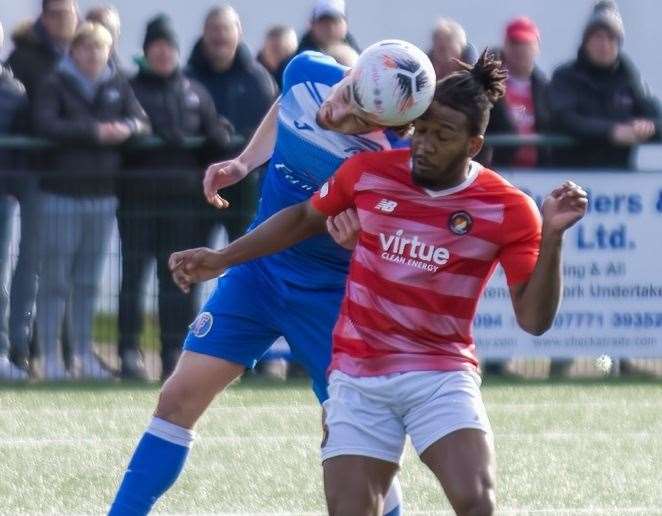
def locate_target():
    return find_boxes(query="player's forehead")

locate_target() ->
[418,102,467,131]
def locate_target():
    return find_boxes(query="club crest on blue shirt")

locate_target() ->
[448,211,473,236]
[189,312,214,338]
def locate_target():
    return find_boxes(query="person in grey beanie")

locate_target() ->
[548,0,660,378]
[549,0,662,169]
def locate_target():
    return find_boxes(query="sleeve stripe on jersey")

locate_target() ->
[310,82,325,105]
[303,81,323,106]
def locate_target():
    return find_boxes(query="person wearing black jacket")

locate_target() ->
[6,0,79,373]
[119,15,233,381]
[186,5,275,250]
[186,6,276,141]
[485,17,551,169]
[0,20,29,380]
[33,22,150,380]
[7,0,78,99]
[549,0,661,169]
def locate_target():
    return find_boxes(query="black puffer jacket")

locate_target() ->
[33,61,150,197]
[486,58,551,168]
[186,41,277,139]
[0,66,27,178]
[549,50,662,169]
[7,19,67,99]
[123,67,234,200]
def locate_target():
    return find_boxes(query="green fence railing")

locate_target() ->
[0,133,578,151]
[0,134,246,150]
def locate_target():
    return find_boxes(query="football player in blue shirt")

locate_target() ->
[109,40,435,515]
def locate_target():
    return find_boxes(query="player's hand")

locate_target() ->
[542,181,588,236]
[169,247,226,294]
[203,158,250,210]
[327,209,360,250]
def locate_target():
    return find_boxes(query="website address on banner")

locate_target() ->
[531,335,658,349]
[475,335,660,355]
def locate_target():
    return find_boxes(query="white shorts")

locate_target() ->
[321,369,492,465]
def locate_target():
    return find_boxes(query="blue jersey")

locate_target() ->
[250,51,407,289]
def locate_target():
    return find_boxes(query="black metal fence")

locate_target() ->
[1,135,660,382]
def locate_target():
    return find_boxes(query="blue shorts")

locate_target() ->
[184,263,343,403]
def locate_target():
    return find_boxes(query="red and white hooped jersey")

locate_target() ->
[311,148,542,377]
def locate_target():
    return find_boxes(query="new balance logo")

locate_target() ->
[375,199,398,213]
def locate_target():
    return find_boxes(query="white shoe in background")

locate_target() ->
[0,356,28,381]
[71,351,114,380]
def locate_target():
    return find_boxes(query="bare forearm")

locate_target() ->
[514,228,564,335]
[237,99,279,170]
[219,202,326,267]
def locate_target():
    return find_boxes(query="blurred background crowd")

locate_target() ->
[0,0,660,382]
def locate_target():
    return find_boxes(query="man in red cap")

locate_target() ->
[485,16,551,171]
[483,16,552,377]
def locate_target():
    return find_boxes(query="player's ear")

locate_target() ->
[467,135,484,158]
[391,122,414,138]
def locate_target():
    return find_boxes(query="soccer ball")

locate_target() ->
[351,39,436,126]
[595,354,613,375]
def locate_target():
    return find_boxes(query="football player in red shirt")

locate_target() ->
[170,51,587,516]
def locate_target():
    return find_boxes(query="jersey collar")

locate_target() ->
[420,161,481,198]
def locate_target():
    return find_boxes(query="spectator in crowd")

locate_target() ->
[186,5,277,244]
[32,22,150,379]
[428,17,478,80]
[273,0,361,86]
[8,0,79,98]
[482,18,551,377]
[549,0,661,169]
[186,5,276,140]
[0,19,29,380]
[4,0,79,374]
[485,17,551,169]
[296,0,360,55]
[549,0,660,377]
[324,41,359,66]
[257,25,297,88]
[85,5,122,72]
[119,15,234,381]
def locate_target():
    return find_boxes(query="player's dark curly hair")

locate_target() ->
[429,49,507,136]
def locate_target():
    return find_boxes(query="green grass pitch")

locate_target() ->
[1,377,661,515]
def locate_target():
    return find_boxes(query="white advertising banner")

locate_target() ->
[475,171,662,359]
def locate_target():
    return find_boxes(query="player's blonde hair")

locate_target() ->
[71,21,113,49]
